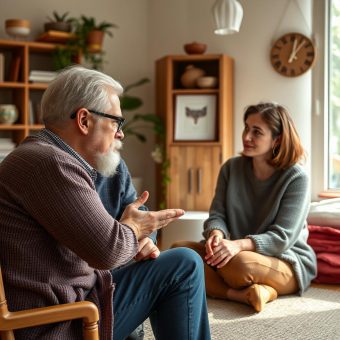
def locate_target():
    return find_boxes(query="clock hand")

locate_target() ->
[289,39,306,63]
[288,38,298,63]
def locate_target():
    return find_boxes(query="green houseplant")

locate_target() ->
[73,15,118,53]
[52,15,118,71]
[120,78,170,208]
[44,11,73,32]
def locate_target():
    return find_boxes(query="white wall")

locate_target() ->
[0,0,315,208]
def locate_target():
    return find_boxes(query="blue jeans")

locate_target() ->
[111,247,211,340]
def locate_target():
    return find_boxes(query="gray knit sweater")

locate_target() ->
[203,156,317,294]
[0,130,138,339]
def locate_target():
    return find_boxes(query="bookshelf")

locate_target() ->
[155,54,234,210]
[0,39,76,146]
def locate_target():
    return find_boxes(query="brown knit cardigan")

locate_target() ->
[0,133,138,339]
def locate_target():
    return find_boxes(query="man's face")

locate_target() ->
[91,91,125,176]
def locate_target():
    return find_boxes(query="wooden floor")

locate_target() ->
[311,283,340,291]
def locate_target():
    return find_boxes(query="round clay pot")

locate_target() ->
[0,104,18,124]
[183,42,207,55]
[180,65,206,88]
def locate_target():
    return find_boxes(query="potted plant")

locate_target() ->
[73,15,118,52]
[44,11,73,33]
[51,15,117,71]
[120,78,170,208]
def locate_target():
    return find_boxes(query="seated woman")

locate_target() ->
[172,102,317,312]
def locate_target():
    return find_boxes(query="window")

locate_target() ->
[312,0,340,199]
[328,0,340,190]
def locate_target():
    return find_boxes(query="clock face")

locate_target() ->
[270,33,316,77]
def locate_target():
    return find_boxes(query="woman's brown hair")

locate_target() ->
[243,102,305,169]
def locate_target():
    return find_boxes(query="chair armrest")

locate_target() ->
[0,301,99,331]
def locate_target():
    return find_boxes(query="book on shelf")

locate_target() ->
[29,100,34,124]
[9,54,21,82]
[0,53,4,82]
[29,70,57,83]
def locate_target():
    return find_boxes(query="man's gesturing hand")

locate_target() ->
[120,191,185,239]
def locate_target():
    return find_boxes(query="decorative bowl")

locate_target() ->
[196,76,218,89]
[5,19,31,38]
[0,104,19,124]
[184,42,207,55]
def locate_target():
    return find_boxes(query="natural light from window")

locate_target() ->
[329,0,340,190]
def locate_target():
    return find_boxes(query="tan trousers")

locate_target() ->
[171,241,298,299]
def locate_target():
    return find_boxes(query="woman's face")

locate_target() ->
[242,112,277,161]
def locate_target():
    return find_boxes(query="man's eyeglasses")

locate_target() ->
[70,109,125,132]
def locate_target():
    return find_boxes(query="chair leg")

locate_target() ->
[0,330,15,340]
[83,321,99,340]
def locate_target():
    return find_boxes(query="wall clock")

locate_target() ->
[270,32,316,77]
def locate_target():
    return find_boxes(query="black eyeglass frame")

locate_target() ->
[70,109,125,132]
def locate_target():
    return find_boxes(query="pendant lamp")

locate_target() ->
[212,0,244,35]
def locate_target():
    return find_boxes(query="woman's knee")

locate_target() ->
[217,251,257,288]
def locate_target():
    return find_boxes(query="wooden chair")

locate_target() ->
[0,265,99,340]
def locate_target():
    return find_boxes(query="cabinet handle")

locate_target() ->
[188,168,193,193]
[197,168,202,193]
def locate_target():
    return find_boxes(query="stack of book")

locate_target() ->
[0,138,16,163]
[29,70,58,83]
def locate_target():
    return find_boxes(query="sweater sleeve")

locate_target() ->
[247,169,310,256]
[21,151,139,270]
[203,161,231,240]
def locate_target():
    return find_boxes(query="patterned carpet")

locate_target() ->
[144,287,340,339]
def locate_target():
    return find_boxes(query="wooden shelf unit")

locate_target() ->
[0,39,66,145]
[155,54,234,211]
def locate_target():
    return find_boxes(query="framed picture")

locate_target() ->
[174,94,217,141]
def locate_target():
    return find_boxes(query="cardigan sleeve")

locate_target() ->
[19,150,139,270]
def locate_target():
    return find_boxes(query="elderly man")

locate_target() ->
[0,66,211,339]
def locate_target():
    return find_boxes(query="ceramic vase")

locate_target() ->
[180,65,206,88]
[0,104,18,124]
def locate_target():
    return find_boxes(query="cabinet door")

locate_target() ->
[168,146,221,211]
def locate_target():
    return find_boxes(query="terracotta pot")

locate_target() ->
[180,65,206,88]
[87,30,104,52]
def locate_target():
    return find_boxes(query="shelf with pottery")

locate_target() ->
[155,53,234,211]
[0,38,71,145]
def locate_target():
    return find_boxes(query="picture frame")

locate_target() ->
[174,94,217,141]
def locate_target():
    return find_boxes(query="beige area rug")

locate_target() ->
[144,287,340,340]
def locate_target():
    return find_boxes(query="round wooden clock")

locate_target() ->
[270,32,316,77]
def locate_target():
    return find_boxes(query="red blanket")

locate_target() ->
[308,225,340,284]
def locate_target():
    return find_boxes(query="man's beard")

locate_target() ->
[95,140,123,177]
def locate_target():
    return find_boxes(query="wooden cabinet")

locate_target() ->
[155,54,234,211]
[0,39,72,145]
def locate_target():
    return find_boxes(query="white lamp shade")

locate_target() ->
[212,0,243,35]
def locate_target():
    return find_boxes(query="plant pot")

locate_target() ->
[87,30,104,52]
[44,22,71,33]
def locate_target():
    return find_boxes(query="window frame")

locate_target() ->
[311,0,340,199]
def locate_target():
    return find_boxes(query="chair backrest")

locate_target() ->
[0,265,99,340]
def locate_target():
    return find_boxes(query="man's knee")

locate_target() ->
[165,247,204,280]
